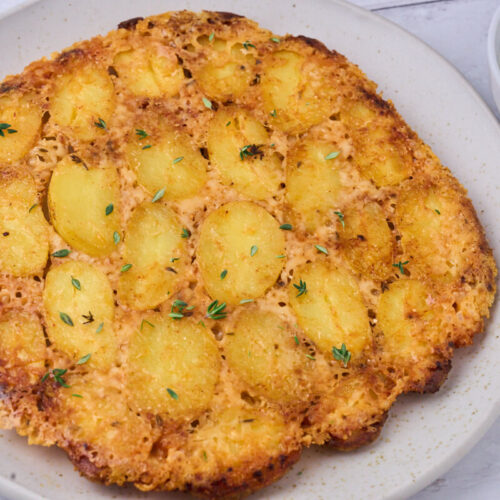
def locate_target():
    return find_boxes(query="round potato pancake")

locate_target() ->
[0,10,496,500]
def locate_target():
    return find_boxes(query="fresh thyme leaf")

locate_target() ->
[140,319,155,331]
[169,312,184,319]
[71,394,83,398]
[52,249,71,258]
[208,32,215,42]
[113,231,121,244]
[334,211,345,229]
[306,354,316,361]
[240,299,253,304]
[226,121,231,126]
[59,312,73,326]
[41,372,50,383]
[121,263,132,273]
[239,144,264,160]
[202,451,208,461]
[270,37,280,43]
[332,343,351,368]
[46,368,70,388]
[294,335,299,345]
[220,269,228,280]
[198,320,206,328]
[270,109,277,117]
[250,245,258,256]
[202,97,213,109]
[169,299,192,320]
[166,388,179,400]
[0,123,17,136]
[142,144,152,150]
[95,322,104,333]
[276,254,285,258]
[82,311,94,324]
[293,279,307,297]
[105,203,114,216]
[181,228,191,238]
[243,40,256,50]
[152,187,166,203]
[435,209,441,215]
[170,257,180,263]
[206,299,227,320]
[76,353,91,365]
[325,151,340,160]
[136,129,148,139]
[172,156,184,164]
[393,260,409,275]
[279,223,292,230]
[71,276,81,290]
[94,118,106,129]
[28,203,38,213]
[315,244,328,255]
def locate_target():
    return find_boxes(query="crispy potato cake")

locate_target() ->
[0,10,496,499]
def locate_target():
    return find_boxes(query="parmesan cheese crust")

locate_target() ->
[0,10,496,499]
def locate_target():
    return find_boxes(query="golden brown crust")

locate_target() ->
[0,9,496,499]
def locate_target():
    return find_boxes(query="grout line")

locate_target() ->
[373,0,452,12]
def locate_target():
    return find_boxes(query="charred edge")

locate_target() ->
[57,48,85,65]
[295,35,331,55]
[328,413,388,451]
[214,11,244,23]
[189,449,301,499]
[358,86,392,113]
[117,17,144,30]
[0,80,22,94]
[68,449,110,482]
[422,358,452,394]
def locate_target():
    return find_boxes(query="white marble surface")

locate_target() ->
[0,1,498,499]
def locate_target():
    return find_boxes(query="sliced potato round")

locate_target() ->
[127,314,220,416]
[197,201,285,305]
[0,312,46,371]
[0,169,48,276]
[0,93,42,163]
[338,202,394,280]
[224,310,307,402]
[50,65,115,141]
[118,202,186,310]
[377,279,434,362]
[113,46,185,97]
[207,107,283,199]
[289,261,371,358]
[43,261,117,369]
[286,137,343,231]
[260,50,337,134]
[48,158,121,257]
[126,127,207,200]
[189,407,286,467]
[194,38,255,100]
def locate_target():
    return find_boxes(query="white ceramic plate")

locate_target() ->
[0,1,499,499]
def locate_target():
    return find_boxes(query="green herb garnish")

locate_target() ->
[0,123,17,137]
[71,394,83,398]
[332,343,351,368]
[171,257,180,263]
[220,269,228,280]
[435,209,441,215]
[202,97,213,109]
[113,231,121,244]
[306,354,316,361]
[243,40,256,50]
[276,254,286,259]
[76,353,91,365]
[250,245,258,256]
[94,118,106,129]
[105,203,114,216]
[71,276,81,290]
[152,187,166,203]
[28,203,38,213]
[208,32,215,42]
[181,228,191,238]
[293,279,307,297]
[166,388,179,400]
[294,335,299,345]
[172,156,184,164]
[280,223,292,230]
[142,144,152,150]
[169,299,193,320]
[393,260,409,275]
[59,312,74,326]
[52,249,71,258]
[226,121,231,126]
[325,151,340,160]
[270,37,280,43]
[315,244,328,255]
[240,299,253,304]
[121,263,132,273]
[239,144,263,160]
[140,319,155,331]
[270,109,277,117]
[136,129,148,139]
[334,211,345,229]
[43,368,70,388]
[95,322,104,333]
[206,300,227,320]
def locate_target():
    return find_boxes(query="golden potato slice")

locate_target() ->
[48,158,121,257]
[118,203,186,310]
[0,93,42,163]
[43,261,117,369]
[126,127,207,200]
[377,279,434,362]
[224,310,307,402]
[113,46,185,97]
[289,261,371,358]
[127,314,220,416]
[0,312,46,372]
[338,202,394,280]
[0,169,48,276]
[195,38,255,100]
[60,377,153,467]
[50,65,115,141]
[395,183,482,282]
[190,407,286,467]
[207,107,283,199]
[260,50,337,134]
[197,201,285,305]
[286,137,343,231]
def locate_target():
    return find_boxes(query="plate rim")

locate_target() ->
[0,1,498,499]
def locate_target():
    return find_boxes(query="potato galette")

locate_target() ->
[0,10,496,499]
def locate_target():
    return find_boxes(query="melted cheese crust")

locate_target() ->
[0,10,496,499]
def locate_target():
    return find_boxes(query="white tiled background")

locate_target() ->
[0,0,499,499]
